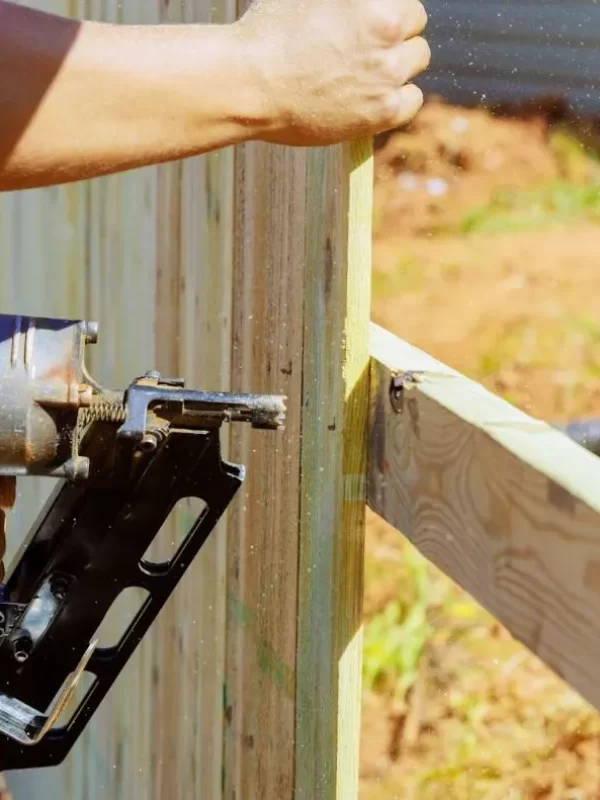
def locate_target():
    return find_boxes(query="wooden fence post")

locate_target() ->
[3,3,372,798]
[224,46,374,798]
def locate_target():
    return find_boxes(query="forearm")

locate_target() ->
[0,3,268,190]
[0,0,430,191]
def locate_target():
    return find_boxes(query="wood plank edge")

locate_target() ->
[368,323,600,514]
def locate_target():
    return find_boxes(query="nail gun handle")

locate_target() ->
[0,430,243,771]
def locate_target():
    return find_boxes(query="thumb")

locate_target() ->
[0,477,16,583]
[0,478,16,512]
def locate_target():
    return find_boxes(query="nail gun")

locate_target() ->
[0,314,285,772]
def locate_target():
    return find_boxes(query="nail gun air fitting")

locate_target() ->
[0,314,286,771]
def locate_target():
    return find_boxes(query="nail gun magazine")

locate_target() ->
[0,314,285,771]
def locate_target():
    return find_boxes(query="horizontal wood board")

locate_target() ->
[367,323,600,711]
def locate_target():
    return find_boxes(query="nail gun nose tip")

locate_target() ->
[83,321,99,344]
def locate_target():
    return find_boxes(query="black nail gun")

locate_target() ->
[0,314,285,771]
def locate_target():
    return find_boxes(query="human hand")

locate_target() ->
[0,477,15,582]
[237,0,430,146]
[0,773,12,800]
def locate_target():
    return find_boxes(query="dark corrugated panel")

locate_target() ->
[420,0,600,113]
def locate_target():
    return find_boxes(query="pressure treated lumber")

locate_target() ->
[367,323,600,711]
[150,5,237,800]
[225,40,373,800]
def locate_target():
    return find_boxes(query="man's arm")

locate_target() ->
[0,4,273,189]
[0,0,430,191]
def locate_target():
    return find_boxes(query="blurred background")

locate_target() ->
[360,1,600,797]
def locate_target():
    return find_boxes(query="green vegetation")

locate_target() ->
[457,128,600,236]
[460,181,600,236]
[363,545,432,706]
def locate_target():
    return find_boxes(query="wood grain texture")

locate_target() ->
[6,2,235,798]
[148,3,237,799]
[335,139,372,799]
[367,323,600,712]
[295,141,372,800]
[225,30,373,795]
[225,137,306,800]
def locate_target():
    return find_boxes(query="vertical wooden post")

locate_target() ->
[150,5,237,800]
[224,18,373,794]
[296,142,373,799]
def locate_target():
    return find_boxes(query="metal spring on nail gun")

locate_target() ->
[79,400,127,427]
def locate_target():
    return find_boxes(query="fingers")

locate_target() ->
[367,0,428,43]
[388,83,424,128]
[0,477,16,511]
[366,1,429,133]
[393,35,431,83]
[0,510,5,584]
[402,0,428,40]
[0,773,12,800]
[360,0,427,47]
[0,478,15,585]
[371,31,429,133]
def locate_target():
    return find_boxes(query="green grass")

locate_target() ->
[363,544,433,706]
[549,127,600,181]
[459,180,600,236]
[372,257,428,295]
[459,127,600,237]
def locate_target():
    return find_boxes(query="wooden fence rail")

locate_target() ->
[367,323,600,714]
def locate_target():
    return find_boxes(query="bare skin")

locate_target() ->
[0,0,430,190]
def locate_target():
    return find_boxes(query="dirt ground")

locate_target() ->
[361,99,600,799]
